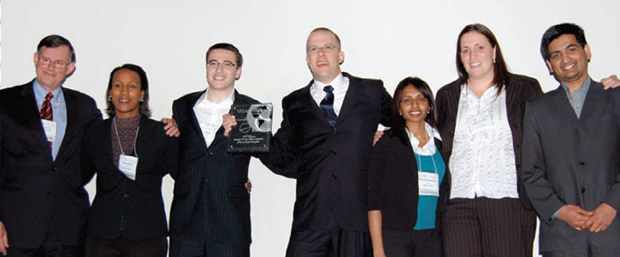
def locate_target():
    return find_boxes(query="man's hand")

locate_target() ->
[373,130,384,146]
[0,221,9,255]
[582,203,617,233]
[245,179,252,193]
[601,75,620,90]
[161,118,180,137]
[557,204,592,231]
[223,113,237,137]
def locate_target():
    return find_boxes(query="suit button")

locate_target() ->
[123,193,130,198]
[200,178,205,182]
[515,143,520,148]
[579,161,585,166]
[331,149,336,155]
[331,174,337,180]
[581,188,586,193]
[46,192,51,196]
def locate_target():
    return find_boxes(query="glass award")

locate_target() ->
[227,103,272,153]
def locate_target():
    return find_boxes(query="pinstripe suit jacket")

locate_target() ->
[169,90,259,243]
[435,74,542,209]
[267,73,393,232]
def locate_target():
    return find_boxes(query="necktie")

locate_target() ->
[40,92,53,121]
[320,85,337,127]
[40,92,53,147]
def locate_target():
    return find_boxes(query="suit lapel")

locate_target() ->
[188,91,209,151]
[337,73,361,125]
[57,89,78,159]
[18,83,52,152]
[579,81,605,121]
[548,86,579,121]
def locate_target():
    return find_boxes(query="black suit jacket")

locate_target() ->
[81,116,178,240]
[368,129,450,231]
[0,80,101,248]
[268,73,392,232]
[522,82,620,251]
[435,74,542,209]
[169,90,263,243]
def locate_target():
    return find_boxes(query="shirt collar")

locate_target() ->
[561,77,591,97]
[33,79,63,99]
[197,88,235,107]
[312,73,346,92]
[406,122,442,155]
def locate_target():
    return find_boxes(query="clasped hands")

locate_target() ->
[558,203,617,233]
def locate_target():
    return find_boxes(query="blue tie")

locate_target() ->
[320,85,337,127]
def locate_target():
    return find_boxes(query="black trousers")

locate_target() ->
[285,218,372,257]
[441,198,536,257]
[84,235,167,257]
[383,228,442,257]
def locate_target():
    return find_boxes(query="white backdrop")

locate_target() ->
[2,0,619,256]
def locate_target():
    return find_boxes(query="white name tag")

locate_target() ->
[41,119,57,143]
[469,114,493,136]
[118,154,138,180]
[418,171,439,196]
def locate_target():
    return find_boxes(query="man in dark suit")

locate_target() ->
[522,23,620,257]
[266,27,392,257]
[0,35,102,257]
[169,43,267,257]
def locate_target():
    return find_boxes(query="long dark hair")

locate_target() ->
[456,23,511,94]
[391,77,436,140]
[104,64,151,118]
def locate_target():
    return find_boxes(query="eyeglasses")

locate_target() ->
[399,96,428,106]
[307,44,338,54]
[207,60,237,70]
[38,56,70,69]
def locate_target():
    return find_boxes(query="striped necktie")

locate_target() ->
[40,92,53,121]
[320,85,337,127]
[40,92,53,147]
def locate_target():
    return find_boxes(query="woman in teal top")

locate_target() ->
[368,77,450,257]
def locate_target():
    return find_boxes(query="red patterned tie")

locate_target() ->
[40,92,53,147]
[40,92,54,121]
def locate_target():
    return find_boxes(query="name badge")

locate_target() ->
[41,119,57,143]
[418,171,439,196]
[469,113,493,136]
[119,154,138,180]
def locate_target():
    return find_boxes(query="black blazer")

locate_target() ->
[368,129,450,231]
[0,80,101,248]
[81,116,178,240]
[435,74,542,209]
[522,82,620,251]
[268,73,392,232]
[169,90,264,243]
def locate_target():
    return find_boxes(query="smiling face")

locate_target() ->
[306,30,344,84]
[109,69,144,118]
[206,49,242,94]
[398,85,429,126]
[33,46,76,91]
[545,34,591,89]
[459,31,496,82]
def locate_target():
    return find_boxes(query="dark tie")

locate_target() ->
[40,92,53,121]
[320,85,337,127]
[40,92,53,147]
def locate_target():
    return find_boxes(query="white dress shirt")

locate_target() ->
[310,73,349,115]
[193,89,235,148]
[449,85,519,199]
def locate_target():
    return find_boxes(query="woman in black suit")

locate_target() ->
[368,77,449,257]
[81,64,178,257]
